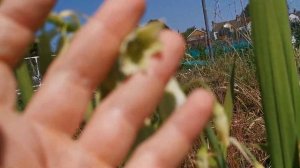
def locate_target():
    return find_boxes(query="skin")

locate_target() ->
[0,0,214,167]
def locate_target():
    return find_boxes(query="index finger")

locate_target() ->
[0,0,55,67]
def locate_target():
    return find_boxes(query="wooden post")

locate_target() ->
[201,0,214,61]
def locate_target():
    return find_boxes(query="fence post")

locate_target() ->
[201,0,214,61]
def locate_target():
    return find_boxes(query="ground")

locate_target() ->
[177,53,270,167]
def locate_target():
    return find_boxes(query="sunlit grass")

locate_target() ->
[250,0,300,167]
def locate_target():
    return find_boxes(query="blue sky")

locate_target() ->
[54,0,300,32]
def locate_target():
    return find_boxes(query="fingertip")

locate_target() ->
[160,30,186,59]
[148,30,185,83]
[169,89,214,141]
[189,89,215,105]
[187,88,215,118]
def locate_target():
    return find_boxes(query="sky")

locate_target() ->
[54,0,300,32]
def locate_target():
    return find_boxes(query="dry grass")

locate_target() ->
[177,52,269,167]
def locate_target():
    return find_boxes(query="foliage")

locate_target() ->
[119,22,164,75]
[19,10,263,167]
[291,20,300,48]
[19,2,300,166]
[241,4,250,18]
[178,54,266,167]
[147,19,170,29]
[15,61,33,110]
[251,0,300,167]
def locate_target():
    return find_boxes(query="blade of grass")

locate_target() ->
[229,137,264,168]
[273,0,300,138]
[223,55,236,127]
[251,1,284,167]
[250,0,299,167]
[205,125,228,168]
[265,3,297,167]
[38,28,56,76]
[47,13,79,32]
[15,60,34,111]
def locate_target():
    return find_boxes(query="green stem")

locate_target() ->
[15,60,34,111]
[205,125,228,168]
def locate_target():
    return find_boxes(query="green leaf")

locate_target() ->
[99,63,125,98]
[157,91,176,123]
[196,147,210,168]
[120,22,164,75]
[54,35,65,54]
[84,90,101,121]
[38,28,57,76]
[272,1,300,132]
[156,78,186,124]
[165,78,186,106]
[299,141,300,166]
[15,60,34,111]
[230,138,264,167]
[85,101,94,121]
[213,102,230,149]
[205,125,228,168]
[223,55,236,126]
[250,0,299,167]
[47,11,80,32]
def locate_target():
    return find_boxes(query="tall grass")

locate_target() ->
[178,53,267,167]
[251,0,300,167]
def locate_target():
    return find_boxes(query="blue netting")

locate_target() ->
[186,49,202,58]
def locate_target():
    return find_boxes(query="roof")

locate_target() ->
[186,29,206,39]
[289,13,300,21]
[212,17,250,32]
[289,11,300,21]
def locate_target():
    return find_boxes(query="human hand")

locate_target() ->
[0,0,213,167]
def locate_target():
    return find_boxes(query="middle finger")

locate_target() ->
[78,31,185,167]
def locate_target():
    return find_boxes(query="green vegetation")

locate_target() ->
[178,52,264,167]
[251,0,300,167]
[17,1,300,167]
[292,21,300,48]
